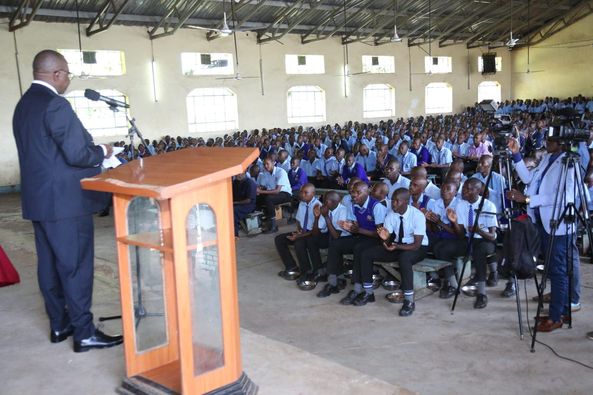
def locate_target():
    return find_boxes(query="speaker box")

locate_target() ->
[482,54,496,74]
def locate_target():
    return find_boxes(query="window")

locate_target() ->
[285,55,325,74]
[478,81,502,104]
[65,89,129,137]
[424,56,452,74]
[425,83,452,114]
[181,52,234,76]
[58,49,125,77]
[287,86,326,123]
[186,88,238,133]
[363,84,395,118]
[478,56,502,72]
[362,56,395,73]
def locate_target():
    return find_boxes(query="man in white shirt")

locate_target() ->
[359,188,429,316]
[300,149,322,180]
[257,157,293,233]
[355,144,378,178]
[397,141,417,175]
[382,159,411,198]
[446,178,498,309]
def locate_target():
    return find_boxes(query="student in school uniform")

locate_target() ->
[317,182,386,305]
[338,153,370,187]
[288,157,308,196]
[256,157,293,233]
[359,188,429,316]
[275,184,325,281]
[397,141,417,175]
[382,159,411,198]
[232,172,257,237]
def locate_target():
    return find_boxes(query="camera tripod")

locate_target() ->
[530,148,593,351]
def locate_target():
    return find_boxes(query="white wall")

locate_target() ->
[511,13,593,99]
[0,21,511,187]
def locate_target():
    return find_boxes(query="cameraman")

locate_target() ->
[506,136,578,333]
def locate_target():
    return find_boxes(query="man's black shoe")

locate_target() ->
[487,271,499,287]
[339,290,359,305]
[317,283,340,297]
[73,329,123,353]
[50,324,74,343]
[352,292,375,306]
[501,282,516,298]
[399,300,415,317]
[439,285,456,299]
[474,294,488,309]
[278,269,300,281]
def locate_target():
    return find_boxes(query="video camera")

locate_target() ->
[547,108,589,142]
[490,115,514,154]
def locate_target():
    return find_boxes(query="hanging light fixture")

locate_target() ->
[219,0,232,36]
[390,0,402,42]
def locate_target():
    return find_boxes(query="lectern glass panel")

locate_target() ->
[127,197,168,353]
[186,204,225,376]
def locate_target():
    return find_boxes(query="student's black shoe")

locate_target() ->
[439,285,456,299]
[352,292,375,306]
[317,283,340,298]
[474,294,488,309]
[339,290,359,305]
[399,300,415,317]
[501,282,516,298]
[487,271,499,287]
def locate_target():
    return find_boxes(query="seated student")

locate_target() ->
[288,157,308,197]
[471,154,507,216]
[256,157,293,233]
[337,153,370,187]
[275,184,324,281]
[410,166,441,201]
[232,172,257,237]
[276,149,292,174]
[308,191,351,282]
[317,182,386,305]
[248,163,261,180]
[300,149,322,183]
[397,140,417,175]
[318,147,340,188]
[411,137,432,166]
[426,136,453,177]
[382,159,411,198]
[359,188,429,316]
[376,143,395,176]
[449,159,468,182]
[371,182,390,207]
[425,181,461,298]
[356,144,378,179]
[409,177,434,211]
[340,177,361,213]
[443,178,498,309]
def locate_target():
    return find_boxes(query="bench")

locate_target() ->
[275,202,293,221]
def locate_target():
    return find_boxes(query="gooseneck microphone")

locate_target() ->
[84,89,130,109]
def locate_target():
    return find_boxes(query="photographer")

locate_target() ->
[506,136,577,332]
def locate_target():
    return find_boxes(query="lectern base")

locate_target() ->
[117,372,258,395]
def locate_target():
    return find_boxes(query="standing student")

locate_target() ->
[256,157,292,233]
[12,49,122,352]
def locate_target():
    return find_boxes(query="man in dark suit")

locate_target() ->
[12,50,123,352]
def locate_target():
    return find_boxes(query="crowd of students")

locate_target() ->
[109,95,593,328]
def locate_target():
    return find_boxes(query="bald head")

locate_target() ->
[410,166,428,180]
[32,50,71,94]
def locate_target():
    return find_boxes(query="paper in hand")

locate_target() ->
[102,146,124,169]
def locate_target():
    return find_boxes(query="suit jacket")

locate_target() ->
[515,152,575,235]
[13,83,107,221]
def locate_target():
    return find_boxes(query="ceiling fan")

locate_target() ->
[505,0,520,49]
[216,0,259,81]
[186,11,232,37]
[390,0,402,43]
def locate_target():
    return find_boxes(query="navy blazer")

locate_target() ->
[13,83,107,221]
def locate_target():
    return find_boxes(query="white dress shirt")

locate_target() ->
[384,206,429,245]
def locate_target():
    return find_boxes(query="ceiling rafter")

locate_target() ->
[148,0,206,40]
[8,0,43,32]
[86,0,130,37]
[527,0,593,45]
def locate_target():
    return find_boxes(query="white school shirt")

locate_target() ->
[296,197,325,232]
[318,203,351,237]
[384,206,429,246]
[455,198,498,239]
[382,174,411,199]
[256,166,292,194]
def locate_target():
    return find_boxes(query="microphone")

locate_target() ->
[84,89,129,109]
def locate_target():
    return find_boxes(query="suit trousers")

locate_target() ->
[257,192,292,219]
[361,245,428,291]
[33,215,95,341]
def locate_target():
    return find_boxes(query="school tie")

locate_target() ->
[398,215,404,243]
[303,204,309,231]
[467,204,474,237]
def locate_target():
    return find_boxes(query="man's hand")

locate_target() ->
[377,226,390,241]
[313,204,321,218]
[507,138,520,154]
[446,208,457,223]
[320,205,330,218]
[383,241,397,251]
[104,144,114,158]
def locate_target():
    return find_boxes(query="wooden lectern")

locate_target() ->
[81,148,259,395]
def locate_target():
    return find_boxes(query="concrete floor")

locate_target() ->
[1,192,593,395]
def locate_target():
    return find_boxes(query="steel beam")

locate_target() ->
[526,0,593,45]
[206,0,255,41]
[149,0,204,40]
[8,0,43,32]
[86,0,129,37]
